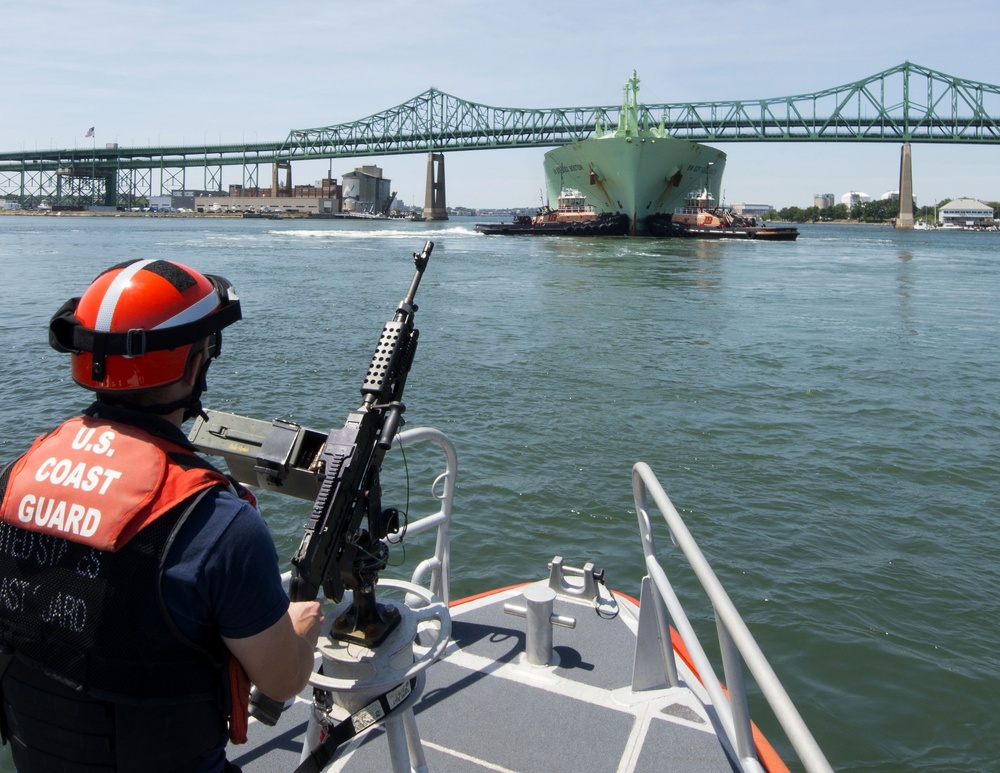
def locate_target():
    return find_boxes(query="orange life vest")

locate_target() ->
[0,415,256,768]
[0,415,231,551]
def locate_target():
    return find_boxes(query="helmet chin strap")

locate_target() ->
[183,357,213,422]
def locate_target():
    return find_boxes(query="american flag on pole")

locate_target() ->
[85,127,95,138]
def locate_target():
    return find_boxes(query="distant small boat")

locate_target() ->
[475,188,629,236]
[647,189,799,241]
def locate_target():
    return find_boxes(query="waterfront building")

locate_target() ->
[341,165,394,215]
[225,176,343,211]
[184,176,344,215]
[731,202,772,216]
[939,198,995,228]
[194,195,338,215]
[146,192,216,212]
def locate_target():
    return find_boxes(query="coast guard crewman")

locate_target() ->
[0,259,323,772]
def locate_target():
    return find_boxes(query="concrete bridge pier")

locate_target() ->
[895,143,914,229]
[272,162,292,197]
[422,153,448,221]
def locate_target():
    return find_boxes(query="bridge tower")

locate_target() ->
[272,161,292,197]
[895,143,914,229]
[422,153,448,221]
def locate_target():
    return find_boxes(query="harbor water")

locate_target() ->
[1,215,998,772]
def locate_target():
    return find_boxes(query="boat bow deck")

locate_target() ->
[232,582,740,773]
[194,425,831,773]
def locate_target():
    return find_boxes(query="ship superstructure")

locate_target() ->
[543,73,726,234]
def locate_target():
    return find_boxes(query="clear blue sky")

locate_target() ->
[4,0,999,210]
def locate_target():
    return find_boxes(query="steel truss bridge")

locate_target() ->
[2,61,999,209]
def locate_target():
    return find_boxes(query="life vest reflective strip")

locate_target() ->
[0,416,229,552]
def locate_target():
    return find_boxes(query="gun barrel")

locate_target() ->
[401,241,433,310]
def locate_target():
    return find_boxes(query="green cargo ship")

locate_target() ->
[543,73,727,235]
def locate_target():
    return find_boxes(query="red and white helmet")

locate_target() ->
[49,259,242,391]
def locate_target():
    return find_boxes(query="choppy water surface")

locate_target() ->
[1,215,998,772]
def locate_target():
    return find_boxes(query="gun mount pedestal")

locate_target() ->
[330,585,402,647]
[304,579,451,772]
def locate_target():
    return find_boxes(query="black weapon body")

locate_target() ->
[289,240,433,644]
[190,241,433,724]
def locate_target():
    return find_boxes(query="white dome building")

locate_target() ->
[841,191,871,208]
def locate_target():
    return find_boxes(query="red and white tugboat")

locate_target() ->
[647,189,799,241]
[476,188,629,236]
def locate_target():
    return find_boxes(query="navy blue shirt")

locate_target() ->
[85,403,290,772]
[162,486,289,643]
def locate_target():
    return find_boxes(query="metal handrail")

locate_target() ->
[632,462,833,773]
[391,427,457,606]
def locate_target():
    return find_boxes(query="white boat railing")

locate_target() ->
[391,426,457,606]
[631,462,833,773]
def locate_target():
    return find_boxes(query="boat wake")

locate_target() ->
[270,225,477,239]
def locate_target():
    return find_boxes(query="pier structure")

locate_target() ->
[895,144,915,229]
[1,62,999,211]
[272,161,292,197]
[422,153,448,221]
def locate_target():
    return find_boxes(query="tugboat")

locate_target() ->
[647,189,799,241]
[476,188,629,236]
